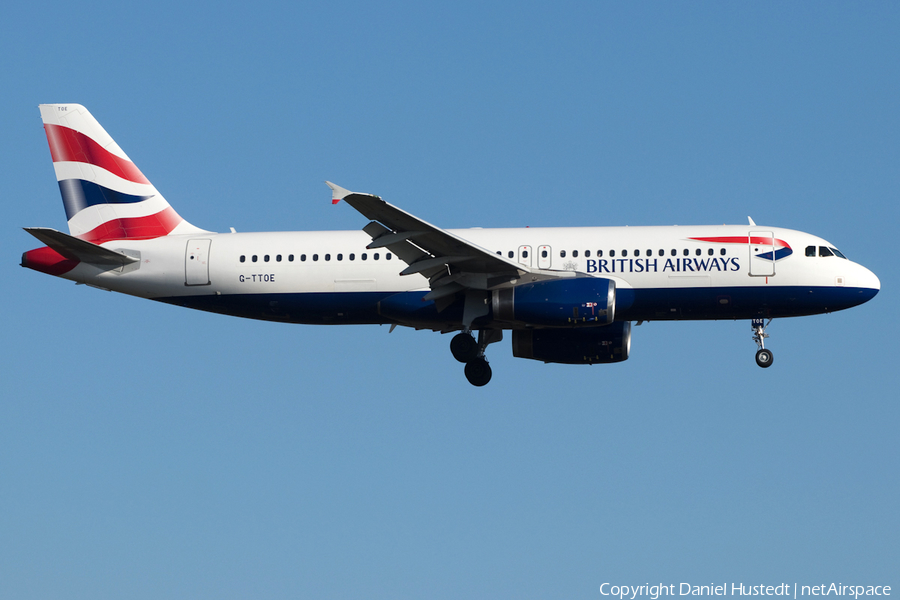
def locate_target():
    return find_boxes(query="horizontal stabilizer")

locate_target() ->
[24,227,139,267]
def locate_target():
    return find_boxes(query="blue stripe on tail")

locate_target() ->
[58,179,153,220]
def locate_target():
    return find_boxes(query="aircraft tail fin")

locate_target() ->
[39,104,207,244]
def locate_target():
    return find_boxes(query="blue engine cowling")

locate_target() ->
[512,321,631,364]
[492,277,615,327]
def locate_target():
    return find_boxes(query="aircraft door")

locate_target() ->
[518,245,532,268]
[538,245,551,269]
[185,239,211,285]
[748,231,775,277]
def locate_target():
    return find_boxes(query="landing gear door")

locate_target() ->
[185,239,211,286]
[518,245,533,268]
[748,231,775,277]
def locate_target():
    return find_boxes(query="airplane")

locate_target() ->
[22,104,880,386]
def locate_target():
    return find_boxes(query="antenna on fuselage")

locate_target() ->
[748,216,756,226]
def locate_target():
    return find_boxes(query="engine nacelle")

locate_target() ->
[512,321,632,364]
[492,277,615,327]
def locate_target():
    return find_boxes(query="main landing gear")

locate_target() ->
[752,318,774,368]
[451,330,502,386]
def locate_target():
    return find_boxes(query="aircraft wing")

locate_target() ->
[327,182,571,306]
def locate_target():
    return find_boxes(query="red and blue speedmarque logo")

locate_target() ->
[690,236,793,261]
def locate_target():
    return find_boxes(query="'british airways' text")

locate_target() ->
[586,257,740,274]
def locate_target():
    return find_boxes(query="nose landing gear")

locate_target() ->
[451,330,502,386]
[752,318,774,368]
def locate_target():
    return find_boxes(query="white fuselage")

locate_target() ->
[52,224,879,328]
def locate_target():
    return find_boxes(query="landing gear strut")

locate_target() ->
[752,318,774,368]
[452,330,502,386]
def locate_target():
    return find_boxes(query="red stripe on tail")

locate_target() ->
[77,207,183,244]
[44,124,151,185]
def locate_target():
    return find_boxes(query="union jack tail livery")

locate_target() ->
[39,104,205,243]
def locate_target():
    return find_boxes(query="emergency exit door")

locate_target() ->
[748,232,775,277]
[185,239,211,285]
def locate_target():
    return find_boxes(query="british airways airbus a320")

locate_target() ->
[22,104,880,386]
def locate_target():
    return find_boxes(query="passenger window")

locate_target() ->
[610,250,615,258]
[349,253,355,260]
[707,248,713,256]
[819,247,834,257]
[325,254,331,261]
[289,254,294,262]
[386,253,392,260]
[671,249,677,256]
[695,248,701,256]
[240,255,246,263]
[252,255,258,263]
[300,254,306,262]
[585,250,590,257]
[522,250,528,258]
[597,250,603,257]
[806,246,816,257]
[362,253,367,260]
[337,254,343,261]
[635,249,640,257]
[264,255,270,262]
[508,251,514,259]
[374,253,380,260]
[658,249,664,257]
[560,250,566,258]
[683,249,689,256]
[622,250,628,257]
[646,250,651,257]
[313,254,318,261]
[573,250,578,258]
[542,250,548,258]
[720,248,726,256]
[276,254,282,262]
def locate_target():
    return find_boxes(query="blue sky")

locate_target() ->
[1,2,898,598]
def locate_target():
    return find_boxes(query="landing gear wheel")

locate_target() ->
[464,357,492,386]
[451,333,479,363]
[751,318,774,369]
[755,348,774,368]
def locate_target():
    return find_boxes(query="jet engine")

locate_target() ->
[512,321,631,364]
[492,277,615,327]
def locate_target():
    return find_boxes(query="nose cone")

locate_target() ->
[857,264,880,292]
[854,263,880,305]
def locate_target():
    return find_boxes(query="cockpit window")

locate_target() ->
[819,246,834,257]
[806,246,816,257]
[831,247,847,259]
